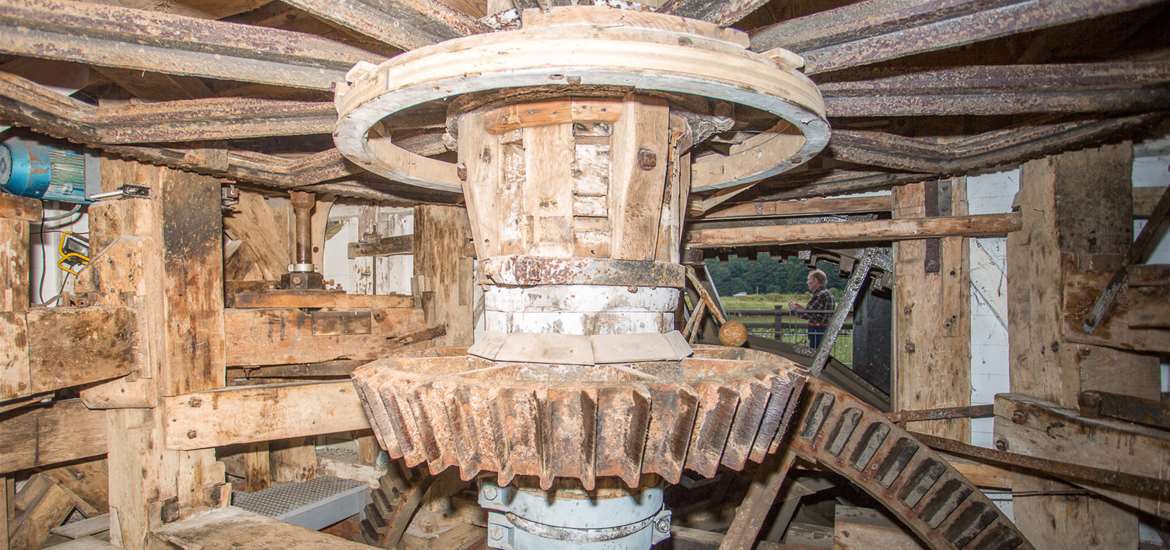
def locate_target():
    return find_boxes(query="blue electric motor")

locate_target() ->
[0,136,92,204]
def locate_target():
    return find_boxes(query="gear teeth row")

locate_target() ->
[352,347,806,490]
[792,378,1034,550]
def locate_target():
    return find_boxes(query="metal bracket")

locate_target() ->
[87,184,150,202]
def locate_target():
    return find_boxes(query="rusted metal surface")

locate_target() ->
[792,378,1033,550]
[828,113,1164,175]
[751,0,1164,74]
[479,256,687,288]
[822,62,1170,117]
[655,0,772,26]
[916,431,1170,501]
[1079,390,1170,430]
[351,346,806,490]
[284,0,489,52]
[0,0,382,90]
[886,404,995,425]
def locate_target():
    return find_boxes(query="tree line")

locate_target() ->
[704,255,846,296]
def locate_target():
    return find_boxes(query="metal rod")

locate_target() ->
[887,404,995,424]
[289,190,315,266]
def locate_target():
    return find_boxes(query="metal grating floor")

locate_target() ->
[234,476,365,519]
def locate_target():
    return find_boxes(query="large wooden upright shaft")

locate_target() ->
[457,96,691,336]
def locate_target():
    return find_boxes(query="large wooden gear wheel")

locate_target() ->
[333,6,829,193]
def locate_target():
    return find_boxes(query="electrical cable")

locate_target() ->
[36,206,46,305]
[39,203,82,222]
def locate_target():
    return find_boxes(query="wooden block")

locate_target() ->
[241,443,272,492]
[0,194,42,222]
[228,290,413,309]
[0,399,107,474]
[608,97,669,260]
[0,219,30,313]
[833,505,924,550]
[0,311,30,401]
[163,381,368,450]
[222,307,428,365]
[23,305,139,397]
[269,438,318,484]
[9,475,78,550]
[147,507,370,549]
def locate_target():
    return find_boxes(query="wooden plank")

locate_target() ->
[413,205,474,347]
[0,400,107,474]
[223,307,429,365]
[42,459,109,515]
[227,290,413,309]
[0,218,30,314]
[50,514,109,540]
[892,180,970,441]
[833,506,924,550]
[19,305,139,398]
[270,438,318,483]
[1,475,10,550]
[223,191,289,282]
[698,195,893,221]
[240,443,271,492]
[656,0,769,27]
[686,212,1020,248]
[347,234,414,258]
[147,506,370,549]
[719,451,795,550]
[162,381,369,450]
[9,475,77,550]
[1007,144,1153,549]
[281,0,488,51]
[1134,186,1168,218]
[609,97,670,260]
[0,0,380,90]
[0,193,42,222]
[523,122,576,257]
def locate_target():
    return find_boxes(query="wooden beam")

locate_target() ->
[892,180,971,441]
[686,212,1020,248]
[222,306,430,366]
[656,0,768,27]
[227,290,414,309]
[1007,143,1156,548]
[282,0,488,51]
[0,0,381,90]
[9,474,80,550]
[0,193,42,223]
[0,400,107,474]
[821,62,1170,117]
[413,205,475,346]
[347,234,415,259]
[750,0,1163,74]
[833,506,923,550]
[269,438,319,483]
[0,73,336,143]
[719,451,795,550]
[163,381,369,450]
[697,195,892,221]
[149,507,370,549]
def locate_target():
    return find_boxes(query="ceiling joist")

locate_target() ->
[751,0,1165,74]
[0,0,383,90]
[655,0,771,26]
[282,0,490,51]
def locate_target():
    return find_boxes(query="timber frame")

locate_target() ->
[1,0,1170,549]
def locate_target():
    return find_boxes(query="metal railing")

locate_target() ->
[726,306,853,366]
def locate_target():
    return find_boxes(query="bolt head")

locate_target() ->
[186,430,198,439]
[1011,411,1026,424]
[489,526,504,541]
[994,439,1009,451]
[655,517,671,534]
[482,485,498,501]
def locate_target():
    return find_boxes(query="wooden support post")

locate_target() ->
[241,443,272,492]
[270,438,318,483]
[413,205,474,346]
[1006,143,1159,549]
[0,194,37,402]
[78,158,228,550]
[893,179,971,440]
[718,450,796,550]
[1,475,11,550]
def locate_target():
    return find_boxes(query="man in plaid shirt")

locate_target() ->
[788,269,835,349]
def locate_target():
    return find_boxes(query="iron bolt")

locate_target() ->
[482,485,498,501]
[187,430,198,440]
[489,526,504,541]
[638,148,657,170]
[655,517,671,534]
[994,439,1009,451]
[1011,411,1027,424]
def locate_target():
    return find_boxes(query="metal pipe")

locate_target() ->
[289,190,315,267]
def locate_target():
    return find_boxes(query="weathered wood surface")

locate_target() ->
[413,205,474,347]
[147,506,370,549]
[718,451,795,550]
[686,212,1020,247]
[8,474,81,550]
[0,399,107,474]
[227,290,414,309]
[1007,144,1156,549]
[223,306,429,365]
[697,195,892,220]
[0,0,381,90]
[0,193,42,223]
[995,393,1170,520]
[347,234,414,259]
[14,305,140,399]
[892,180,970,441]
[269,438,319,483]
[282,0,488,52]
[163,381,369,450]
[833,506,924,550]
